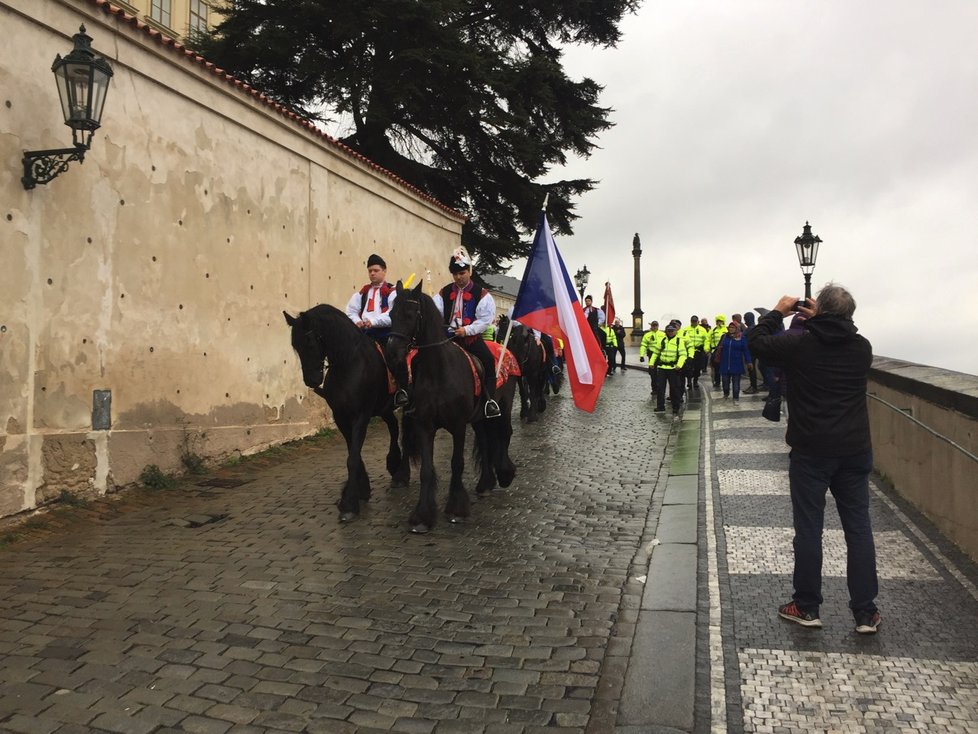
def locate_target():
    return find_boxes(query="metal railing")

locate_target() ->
[867,392,978,464]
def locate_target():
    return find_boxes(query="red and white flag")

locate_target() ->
[603,282,616,325]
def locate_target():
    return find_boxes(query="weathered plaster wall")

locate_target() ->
[0,0,464,517]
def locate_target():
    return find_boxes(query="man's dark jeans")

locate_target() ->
[788,449,878,615]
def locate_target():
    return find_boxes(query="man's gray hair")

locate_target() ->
[816,282,856,319]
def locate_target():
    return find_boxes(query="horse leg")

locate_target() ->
[444,427,471,521]
[338,415,371,522]
[409,426,438,533]
[518,377,529,420]
[494,386,517,488]
[474,421,497,495]
[333,416,360,521]
[384,411,410,488]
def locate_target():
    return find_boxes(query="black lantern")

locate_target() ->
[22,25,114,190]
[573,265,591,301]
[793,221,822,300]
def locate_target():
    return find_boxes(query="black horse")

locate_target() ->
[497,316,549,423]
[386,283,517,533]
[283,304,410,522]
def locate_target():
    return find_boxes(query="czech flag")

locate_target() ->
[513,212,607,412]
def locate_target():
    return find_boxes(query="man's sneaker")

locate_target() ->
[393,389,410,409]
[743,386,758,394]
[854,610,881,635]
[484,399,501,419]
[778,601,822,628]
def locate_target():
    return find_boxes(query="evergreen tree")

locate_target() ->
[196,0,638,272]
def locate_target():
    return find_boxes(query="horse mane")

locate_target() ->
[405,288,448,344]
[300,303,370,360]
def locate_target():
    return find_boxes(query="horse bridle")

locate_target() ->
[388,301,453,349]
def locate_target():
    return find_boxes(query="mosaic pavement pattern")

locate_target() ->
[708,392,978,733]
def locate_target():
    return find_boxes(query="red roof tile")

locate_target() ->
[88,0,466,221]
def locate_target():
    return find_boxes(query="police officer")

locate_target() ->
[639,321,665,395]
[651,322,688,415]
[681,315,710,390]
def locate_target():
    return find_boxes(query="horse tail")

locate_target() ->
[402,413,421,466]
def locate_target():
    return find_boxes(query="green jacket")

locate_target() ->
[681,324,709,351]
[640,329,665,359]
[600,325,618,348]
[651,334,688,370]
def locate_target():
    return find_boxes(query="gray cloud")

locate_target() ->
[510,0,978,374]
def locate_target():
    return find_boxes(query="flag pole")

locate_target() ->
[497,192,549,378]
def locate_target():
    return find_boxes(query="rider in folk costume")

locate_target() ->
[345,253,397,344]
[405,247,501,419]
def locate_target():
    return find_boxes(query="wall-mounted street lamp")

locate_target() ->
[22,25,114,190]
[573,265,590,301]
[793,221,822,300]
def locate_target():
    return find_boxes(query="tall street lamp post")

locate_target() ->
[793,221,822,300]
[573,265,590,301]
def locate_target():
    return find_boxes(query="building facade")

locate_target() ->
[110,0,219,41]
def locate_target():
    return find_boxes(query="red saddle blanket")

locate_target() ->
[405,341,521,397]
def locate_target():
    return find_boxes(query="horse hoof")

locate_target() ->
[449,515,464,524]
[389,480,407,490]
[410,523,430,534]
[339,511,358,523]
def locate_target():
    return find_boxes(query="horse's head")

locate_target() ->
[386,281,424,367]
[283,310,327,389]
[496,315,511,343]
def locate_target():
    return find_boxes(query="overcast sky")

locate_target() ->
[517,0,978,375]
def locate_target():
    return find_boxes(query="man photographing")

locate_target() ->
[747,283,880,635]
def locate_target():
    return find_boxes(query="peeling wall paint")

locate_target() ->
[0,0,465,517]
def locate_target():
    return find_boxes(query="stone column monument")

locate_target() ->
[630,233,644,344]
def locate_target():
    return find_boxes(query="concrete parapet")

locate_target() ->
[868,357,978,562]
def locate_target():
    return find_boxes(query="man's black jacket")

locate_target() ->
[748,312,873,457]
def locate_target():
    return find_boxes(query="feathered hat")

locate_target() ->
[449,246,472,273]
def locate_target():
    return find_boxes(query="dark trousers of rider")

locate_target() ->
[461,336,496,401]
[655,368,684,413]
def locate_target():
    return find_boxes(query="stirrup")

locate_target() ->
[393,389,410,409]
[552,365,562,375]
[484,399,501,418]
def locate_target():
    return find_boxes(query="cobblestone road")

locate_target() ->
[0,370,674,734]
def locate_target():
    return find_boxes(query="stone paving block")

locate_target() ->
[642,544,697,612]
[662,474,698,505]
[618,610,694,731]
[654,504,697,544]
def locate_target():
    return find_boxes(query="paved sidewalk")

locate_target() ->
[697,385,978,733]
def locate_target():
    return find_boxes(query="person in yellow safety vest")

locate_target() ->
[639,320,666,396]
[651,322,688,416]
[600,323,618,377]
[709,315,727,388]
[482,319,497,342]
[681,315,710,391]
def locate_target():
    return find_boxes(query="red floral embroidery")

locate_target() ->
[449,291,457,300]
[462,292,472,301]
